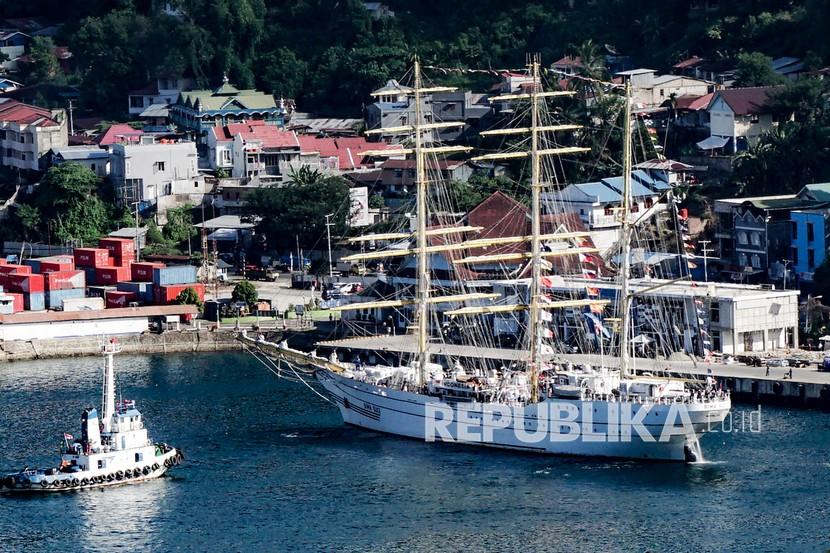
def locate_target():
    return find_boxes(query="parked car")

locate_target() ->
[786,357,810,368]
[766,358,789,367]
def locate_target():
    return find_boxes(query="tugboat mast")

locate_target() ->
[101,341,118,433]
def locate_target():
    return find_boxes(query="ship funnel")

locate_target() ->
[82,408,101,450]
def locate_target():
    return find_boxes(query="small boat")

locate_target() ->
[1,341,183,493]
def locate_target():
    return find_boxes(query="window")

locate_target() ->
[98,460,105,469]
[221,149,231,164]
[135,452,144,463]
[604,205,613,216]
[153,161,165,173]
[750,232,761,246]
[808,222,815,242]
[737,231,748,245]
[711,330,721,352]
[18,134,24,143]
[631,202,640,213]
[90,163,96,171]
[194,181,199,188]
[710,301,720,323]
[791,221,798,239]
[808,248,815,269]
[738,253,748,266]
[750,114,760,124]
[129,96,144,109]
[645,198,653,209]
[751,254,761,268]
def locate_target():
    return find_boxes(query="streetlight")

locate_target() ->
[698,240,713,282]
[131,201,142,263]
[325,212,334,279]
[781,258,792,290]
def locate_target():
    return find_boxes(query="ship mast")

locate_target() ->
[528,56,543,403]
[413,57,429,388]
[619,81,634,377]
[101,340,120,433]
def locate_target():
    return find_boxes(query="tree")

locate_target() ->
[32,163,109,244]
[256,47,307,98]
[232,280,258,306]
[25,36,60,83]
[175,287,204,310]
[734,52,786,87]
[163,205,196,244]
[245,173,350,251]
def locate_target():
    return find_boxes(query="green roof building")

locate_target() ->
[170,76,286,139]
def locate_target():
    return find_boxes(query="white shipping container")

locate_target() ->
[61,297,106,312]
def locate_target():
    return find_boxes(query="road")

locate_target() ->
[205,275,320,312]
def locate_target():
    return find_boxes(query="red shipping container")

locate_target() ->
[105,290,138,308]
[154,283,205,305]
[131,262,166,282]
[99,237,135,259]
[1,272,44,293]
[95,265,131,285]
[40,256,75,273]
[0,264,32,275]
[45,270,86,291]
[74,248,112,268]
[8,292,24,312]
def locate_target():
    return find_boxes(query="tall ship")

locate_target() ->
[244,56,731,462]
[1,341,182,492]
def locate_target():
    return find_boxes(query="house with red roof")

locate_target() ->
[95,123,145,146]
[702,86,784,153]
[207,120,300,182]
[0,98,67,171]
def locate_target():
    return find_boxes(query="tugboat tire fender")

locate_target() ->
[107,473,115,482]
[115,471,124,480]
[40,480,49,488]
[152,463,160,470]
[71,478,80,487]
[80,478,89,486]
[143,466,150,475]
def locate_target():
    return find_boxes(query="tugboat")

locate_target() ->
[1,340,183,493]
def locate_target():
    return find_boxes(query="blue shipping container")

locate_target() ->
[23,259,41,273]
[46,288,85,309]
[153,265,198,286]
[82,267,96,286]
[117,281,154,304]
[25,292,45,311]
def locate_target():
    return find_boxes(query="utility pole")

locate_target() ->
[698,240,713,282]
[67,100,74,136]
[131,201,141,263]
[325,213,335,278]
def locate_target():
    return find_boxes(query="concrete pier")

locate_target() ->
[315,335,830,409]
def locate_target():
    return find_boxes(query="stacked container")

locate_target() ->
[95,265,132,285]
[99,238,136,266]
[131,262,165,282]
[39,255,75,273]
[74,248,111,268]
[117,281,154,304]
[0,272,46,311]
[152,266,198,286]
[0,264,32,275]
[44,270,86,309]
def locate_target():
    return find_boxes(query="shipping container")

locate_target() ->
[74,248,111,268]
[7,292,24,313]
[86,285,116,299]
[95,265,131,285]
[62,297,105,311]
[105,290,138,308]
[154,283,205,305]
[131,261,165,282]
[23,259,41,273]
[25,292,45,311]
[0,264,32,275]
[39,255,75,273]
[152,265,198,286]
[1,272,45,294]
[46,288,85,309]
[44,270,85,291]
[117,281,154,303]
[99,237,135,261]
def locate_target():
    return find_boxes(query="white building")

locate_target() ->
[616,69,714,107]
[109,138,208,217]
[128,77,193,117]
[52,145,110,177]
[0,99,67,171]
[702,86,782,153]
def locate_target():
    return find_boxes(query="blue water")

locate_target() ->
[1,352,828,552]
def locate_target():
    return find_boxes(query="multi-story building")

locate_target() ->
[170,78,287,140]
[615,68,714,108]
[127,76,193,117]
[703,86,783,152]
[109,138,207,217]
[0,98,67,171]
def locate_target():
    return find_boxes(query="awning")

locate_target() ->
[696,135,729,150]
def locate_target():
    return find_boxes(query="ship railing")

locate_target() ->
[586,390,730,405]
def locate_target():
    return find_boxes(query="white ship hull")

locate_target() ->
[317,370,730,461]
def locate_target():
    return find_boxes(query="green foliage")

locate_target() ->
[163,205,196,244]
[25,36,60,84]
[146,220,166,245]
[22,163,109,244]
[734,52,787,87]
[232,280,258,306]
[175,286,204,310]
[812,258,830,305]
[368,194,385,209]
[245,173,350,251]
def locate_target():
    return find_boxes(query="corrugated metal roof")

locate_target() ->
[573,181,622,203]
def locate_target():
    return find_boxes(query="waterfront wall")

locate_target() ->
[0,329,243,362]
